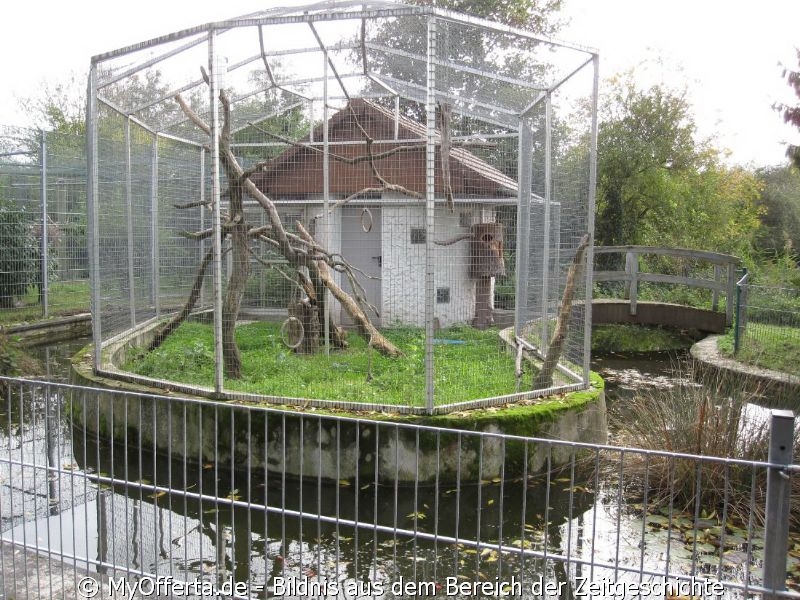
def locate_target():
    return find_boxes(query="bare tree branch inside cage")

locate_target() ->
[86,3,599,411]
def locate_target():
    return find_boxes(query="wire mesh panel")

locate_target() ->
[736,283,800,374]
[88,2,598,413]
[0,126,89,323]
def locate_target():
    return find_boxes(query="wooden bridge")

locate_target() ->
[591,246,741,334]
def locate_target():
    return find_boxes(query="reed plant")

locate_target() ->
[608,363,799,529]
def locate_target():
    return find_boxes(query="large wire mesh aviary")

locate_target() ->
[87,1,599,413]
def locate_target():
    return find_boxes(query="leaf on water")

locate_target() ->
[203,463,214,470]
[722,550,749,566]
[693,542,717,554]
[149,490,167,500]
[406,511,426,520]
[646,515,671,528]
[339,479,351,487]
[487,499,495,507]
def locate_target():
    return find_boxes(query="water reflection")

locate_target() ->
[0,340,780,598]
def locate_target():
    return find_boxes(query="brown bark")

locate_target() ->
[149,246,215,352]
[172,87,398,371]
[288,298,320,354]
[533,233,591,389]
[296,223,402,358]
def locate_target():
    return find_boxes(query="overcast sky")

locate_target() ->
[1,0,797,167]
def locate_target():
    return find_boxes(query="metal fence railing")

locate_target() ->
[734,274,800,372]
[1,377,797,599]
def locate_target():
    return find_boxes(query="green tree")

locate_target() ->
[17,72,86,137]
[595,79,699,251]
[776,49,800,169]
[0,197,39,309]
[754,164,800,258]
[595,77,762,264]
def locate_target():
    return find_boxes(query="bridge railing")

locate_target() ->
[593,246,741,326]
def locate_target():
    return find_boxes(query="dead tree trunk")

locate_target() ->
[533,233,590,389]
[148,246,215,352]
[168,87,402,373]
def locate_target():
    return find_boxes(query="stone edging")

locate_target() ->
[690,335,800,403]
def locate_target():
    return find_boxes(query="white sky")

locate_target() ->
[1,0,798,167]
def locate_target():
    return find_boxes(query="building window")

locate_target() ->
[436,287,450,304]
[410,227,426,244]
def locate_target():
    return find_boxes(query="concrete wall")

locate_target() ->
[70,317,607,484]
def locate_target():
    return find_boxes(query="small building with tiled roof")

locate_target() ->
[249,99,517,329]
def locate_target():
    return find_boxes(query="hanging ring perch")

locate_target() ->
[280,316,305,349]
[360,207,373,233]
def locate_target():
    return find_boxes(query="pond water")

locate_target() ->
[2,337,788,598]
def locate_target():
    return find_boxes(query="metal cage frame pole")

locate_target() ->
[582,54,600,384]
[514,119,533,337]
[150,136,160,316]
[87,67,102,372]
[124,117,137,327]
[209,29,225,394]
[323,53,331,356]
[424,15,438,413]
[199,147,207,306]
[540,94,553,348]
[39,130,49,317]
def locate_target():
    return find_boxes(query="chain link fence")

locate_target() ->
[0,125,88,324]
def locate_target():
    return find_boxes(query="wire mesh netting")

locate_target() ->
[0,126,89,322]
[735,282,800,377]
[88,1,598,413]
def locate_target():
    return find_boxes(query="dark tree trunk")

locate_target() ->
[288,298,320,354]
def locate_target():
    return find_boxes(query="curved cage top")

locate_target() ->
[91,0,596,143]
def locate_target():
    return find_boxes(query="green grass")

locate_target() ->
[0,279,89,325]
[591,324,698,354]
[719,323,800,377]
[124,321,522,407]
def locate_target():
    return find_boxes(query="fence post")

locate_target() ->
[726,261,736,326]
[762,409,794,599]
[734,268,748,354]
[39,130,49,317]
[624,250,638,316]
[712,264,721,312]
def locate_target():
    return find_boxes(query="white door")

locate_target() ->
[340,206,382,327]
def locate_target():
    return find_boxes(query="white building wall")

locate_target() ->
[383,202,495,329]
[278,199,499,329]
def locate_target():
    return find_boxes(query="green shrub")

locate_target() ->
[0,198,39,309]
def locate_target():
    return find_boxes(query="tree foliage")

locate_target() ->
[406,0,563,32]
[595,77,762,263]
[0,197,39,309]
[754,165,800,258]
[776,49,800,169]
